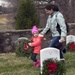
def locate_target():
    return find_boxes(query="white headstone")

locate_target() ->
[66,35,75,44]
[40,47,60,74]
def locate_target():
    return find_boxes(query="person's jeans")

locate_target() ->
[31,53,37,62]
[49,36,63,58]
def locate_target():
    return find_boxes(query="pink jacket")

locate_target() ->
[29,35,43,54]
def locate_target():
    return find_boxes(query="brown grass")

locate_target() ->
[0,14,9,24]
[0,14,15,30]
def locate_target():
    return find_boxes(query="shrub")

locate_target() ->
[15,0,40,29]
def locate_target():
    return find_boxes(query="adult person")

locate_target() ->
[40,4,67,59]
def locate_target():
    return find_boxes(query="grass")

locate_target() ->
[0,53,40,75]
[0,52,75,75]
[64,52,75,75]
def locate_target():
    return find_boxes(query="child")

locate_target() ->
[28,25,43,68]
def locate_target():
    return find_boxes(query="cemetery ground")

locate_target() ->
[0,52,75,75]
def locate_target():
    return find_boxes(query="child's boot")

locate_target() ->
[34,62,37,67]
[35,60,40,67]
[34,60,40,68]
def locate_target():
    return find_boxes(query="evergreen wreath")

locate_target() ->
[42,58,66,75]
[66,42,75,51]
[15,37,33,58]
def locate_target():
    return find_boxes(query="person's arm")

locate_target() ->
[40,16,50,35]
[57,13,67,42]
[29,37,42,47]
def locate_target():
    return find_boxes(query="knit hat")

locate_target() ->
[31,26,38,34]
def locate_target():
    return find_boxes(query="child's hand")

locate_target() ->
[28,43,32,46]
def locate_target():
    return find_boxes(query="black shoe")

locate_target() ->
[62,48,66,53]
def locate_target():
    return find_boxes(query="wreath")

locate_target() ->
[42,58,66,75]
[66,42,75,51]
[15,37,33,58]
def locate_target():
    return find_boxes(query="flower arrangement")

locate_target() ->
[42,58,66,75]
[15,37,33,58]
[66,42,75,51]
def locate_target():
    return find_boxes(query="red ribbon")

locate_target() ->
[24,44,28,50]
[47,62,57,73]
[70,43,75,51]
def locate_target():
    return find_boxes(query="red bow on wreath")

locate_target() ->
[47,62,57,73]
[70,43,75,51]
[24,43,28,50]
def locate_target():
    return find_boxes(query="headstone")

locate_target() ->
[40,47,60,74]
[66,35,75,44]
